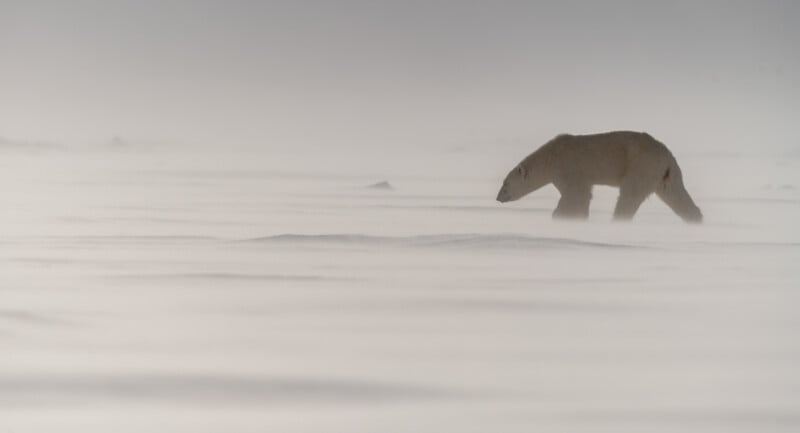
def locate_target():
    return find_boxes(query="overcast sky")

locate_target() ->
[1,0,797,151]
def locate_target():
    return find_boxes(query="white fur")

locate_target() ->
[496,131,702,223]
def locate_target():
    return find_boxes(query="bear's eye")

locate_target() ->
[517,166,527,178]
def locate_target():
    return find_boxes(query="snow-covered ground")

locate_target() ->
[1,145,798,432]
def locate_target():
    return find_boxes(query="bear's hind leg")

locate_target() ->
[613,182,654,221]
[552,185,592,220]
[656,183,703,223]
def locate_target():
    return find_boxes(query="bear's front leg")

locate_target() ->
[552,185,592,220]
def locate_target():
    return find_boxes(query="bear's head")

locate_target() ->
[496,164,530,203]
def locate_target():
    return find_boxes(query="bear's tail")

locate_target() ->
[656,157,703,223]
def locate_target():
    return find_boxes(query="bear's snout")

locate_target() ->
[496,188,511,203]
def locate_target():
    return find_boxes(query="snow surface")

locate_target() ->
[1,146,798,432]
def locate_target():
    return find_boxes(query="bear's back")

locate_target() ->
[547,131,669,186]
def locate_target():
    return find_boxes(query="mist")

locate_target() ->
[2,0,798,151]
[1,2,799,433]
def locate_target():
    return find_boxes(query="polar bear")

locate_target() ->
[496,131,702,223]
